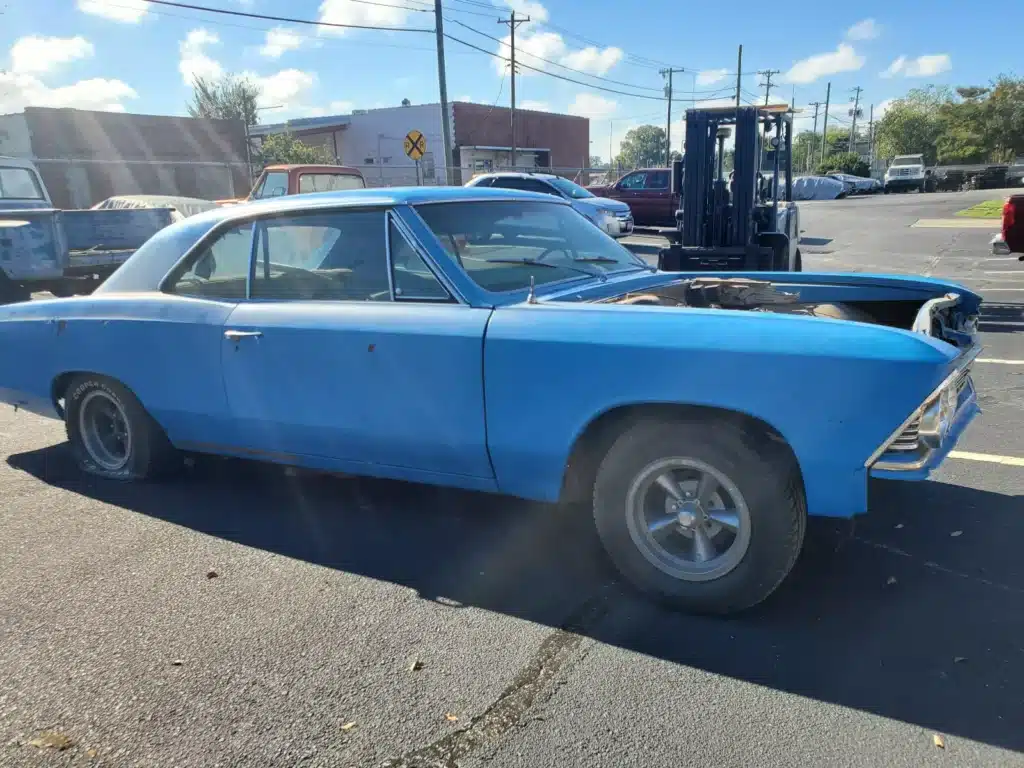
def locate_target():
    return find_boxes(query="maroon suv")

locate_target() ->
[586,168,679,227]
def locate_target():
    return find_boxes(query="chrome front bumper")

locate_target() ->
[866,344,981,476]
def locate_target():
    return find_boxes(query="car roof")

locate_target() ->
[163,185,573,230]
[472,171,560,181]
[262,164,363,175]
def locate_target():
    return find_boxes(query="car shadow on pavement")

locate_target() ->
[8,444,1024,753]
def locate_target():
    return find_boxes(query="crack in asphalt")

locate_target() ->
[381,588,612,768]
[853,536,1024,595]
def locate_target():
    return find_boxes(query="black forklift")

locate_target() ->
[658,104,802,273]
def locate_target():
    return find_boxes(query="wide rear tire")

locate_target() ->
[64,375,180,481]
[592,419,805,615]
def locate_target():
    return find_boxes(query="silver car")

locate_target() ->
[466,172,634,238]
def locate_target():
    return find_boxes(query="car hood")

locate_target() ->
[574,197,630,214]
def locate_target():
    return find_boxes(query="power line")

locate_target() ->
[136,0,433,33]
[757,69,780,105]
[498,10,530,168]
[447,17,665,92]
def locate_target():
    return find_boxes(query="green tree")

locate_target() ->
[588,155,607,168]
[817,152,869,177]
[873,86,952,165]
[984,75,1024,160]
[187,74,262,126]
[935,86,990,164]
[256,132,334,165]
[615,125,668,168]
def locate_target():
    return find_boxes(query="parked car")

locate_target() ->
[884,154,929,193]
[791,175,847,200]
[0,157,175,302]
[586,168,678,227]
[0,187,982,615]
[1001,193,1024,260]
[827,173,881,195]
[214,164,366,207]
[91,194,218,222]
[465,171,633,238]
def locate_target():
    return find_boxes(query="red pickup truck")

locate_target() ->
[586,168,679,227]
[215,164,365,206]
[1003,194,1024,260]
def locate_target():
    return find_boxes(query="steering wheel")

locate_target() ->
[536,247,571,262]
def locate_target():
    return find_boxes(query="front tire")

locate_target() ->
[592,419,805,614]
[65,375,179,481]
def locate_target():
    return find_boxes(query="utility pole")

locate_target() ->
[867,102,875,170]
[848,85,863,157]
[734,45,743,108]
[758,69,780,105]
[807,100,824,172]
[499,11,530,169]
[820,81,831,168]
[434,0,453,185]
[660,67,685,165]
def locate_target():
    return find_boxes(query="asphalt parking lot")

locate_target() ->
[2,189,1023,768]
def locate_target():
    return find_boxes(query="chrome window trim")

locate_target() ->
[864,343,982,469]
[383,209,397,301]
[386,211,457,304]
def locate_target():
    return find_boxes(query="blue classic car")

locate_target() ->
[0,187,981,614]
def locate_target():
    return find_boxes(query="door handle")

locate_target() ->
[224,329,263,341]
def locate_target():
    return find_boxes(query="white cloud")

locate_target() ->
[881,53,951,78]
[76,0,147,23]
[696,68,729,87]
[519,100,551,112]
[875,98,895,118]
[560,46,623,76]
[317,0,411,36]
[179,28,223,85]
[493,30,622,77]
[9,36,94,75]
[784,43,864,84]
[846,18,880,41]
[260,27,303,59]
[0,71,137,113]
[250,69,317,108]
[498,0,550,23]
[567,93,617,119]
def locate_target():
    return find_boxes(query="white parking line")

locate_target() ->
[977,358,1024,365]
[950,451,1024,468]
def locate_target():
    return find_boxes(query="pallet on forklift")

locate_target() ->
[659,104,802,273]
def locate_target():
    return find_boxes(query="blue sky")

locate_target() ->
[1,0,1017,161]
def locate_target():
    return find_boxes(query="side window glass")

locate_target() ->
[647,171,669,189]
[255,171,288,199]
[524,179,559,195]
[619,173,646,190]
[251,210,391,302]
[169,223,253,300]
[389,220,449,301]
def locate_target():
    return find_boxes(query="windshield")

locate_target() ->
[298,173,365,193]
[892,156,924,166]
[0,167,44,200]
[547,177,595,199]
[415,200,646,293]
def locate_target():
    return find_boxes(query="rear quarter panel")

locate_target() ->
[0,295,235,445]
[484,303,957,517]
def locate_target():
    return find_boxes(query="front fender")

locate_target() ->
[483,303,957,517]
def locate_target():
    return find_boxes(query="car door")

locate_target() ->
[218,206,494,481]
[633,169,670,225]
[612,171,648,221]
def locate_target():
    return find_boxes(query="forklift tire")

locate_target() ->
[0,277,31,305]
[794,249,803,272]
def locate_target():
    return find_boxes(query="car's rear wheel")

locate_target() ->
[592,419,805,615]
[64,375,179,481]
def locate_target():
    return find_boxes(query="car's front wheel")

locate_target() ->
[65,375,179,481]
[592,419,805,614]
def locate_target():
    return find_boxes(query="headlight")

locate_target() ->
[919,382,959,442]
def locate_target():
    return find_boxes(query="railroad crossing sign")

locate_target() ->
[404,130,426,161]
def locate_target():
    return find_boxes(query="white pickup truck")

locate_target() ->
[884,154,931,194]
[0,157,175,303]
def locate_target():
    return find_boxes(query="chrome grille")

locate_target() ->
[889,417,922,452]
[615,211,632,220]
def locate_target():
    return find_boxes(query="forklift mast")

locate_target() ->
[660,104,797,272]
